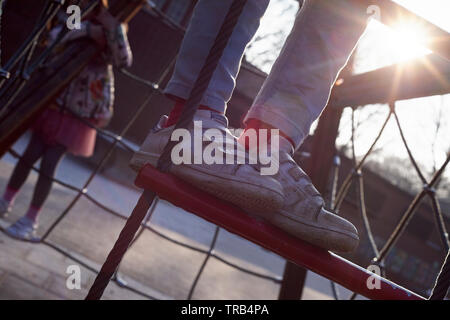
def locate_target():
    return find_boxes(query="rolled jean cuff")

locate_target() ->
[244,104,311,149]
[164,81,227,113]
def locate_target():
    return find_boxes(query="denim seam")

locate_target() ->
[165,81,227,111]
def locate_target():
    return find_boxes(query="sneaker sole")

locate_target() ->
[5,227,40,242]
[129,151,159,172]
[130,152,284,216]
[172,164,284,215]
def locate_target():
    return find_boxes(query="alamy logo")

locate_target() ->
[170,122,280,176]
[367,5,381,22]
[66,265,81,290]
[66,5,81,30]
[366,264,381,290]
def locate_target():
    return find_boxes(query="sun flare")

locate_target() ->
[387,21,430,62]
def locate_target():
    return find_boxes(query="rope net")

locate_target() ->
[327,102,450,299]
[0,0,282,300]
[0,0,448,300]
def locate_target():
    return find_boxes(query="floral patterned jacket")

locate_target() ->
[50,20,133,126]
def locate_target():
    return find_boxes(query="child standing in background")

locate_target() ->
[0,0,132,240]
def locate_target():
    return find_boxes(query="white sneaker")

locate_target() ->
[268,136,359,252]
[130,111,285,215]
[0,198,11,219]
[6,216,39,241]
[130,115,169,170]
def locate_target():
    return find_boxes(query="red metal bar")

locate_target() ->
[135,165,425,300]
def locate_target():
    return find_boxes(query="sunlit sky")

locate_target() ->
[246,0,450,183]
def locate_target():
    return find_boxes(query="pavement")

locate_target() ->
[0,134,360,300]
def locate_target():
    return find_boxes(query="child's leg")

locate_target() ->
[26,143,66,222]
[164,0,269,118]
[2,134,47,207]
[235,0,370,252]
[245,0,370,148]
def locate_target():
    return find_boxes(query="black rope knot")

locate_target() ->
[423,184,436,195]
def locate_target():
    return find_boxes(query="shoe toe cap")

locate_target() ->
[318,208,359,252]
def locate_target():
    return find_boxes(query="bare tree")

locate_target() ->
[245,0,299,72]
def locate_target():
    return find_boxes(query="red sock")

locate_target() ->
[3,186,18,205]
[25,205,41,222]
[164,99,224,128]
[239,118,295,150]
[165,100,185,128]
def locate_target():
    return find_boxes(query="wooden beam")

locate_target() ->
[375,0,450,61]
[278,263,307,300]
[330,53,450,108]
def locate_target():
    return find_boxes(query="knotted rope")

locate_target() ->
[85,0,248,300]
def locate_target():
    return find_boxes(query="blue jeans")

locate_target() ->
[164,0,369,148]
